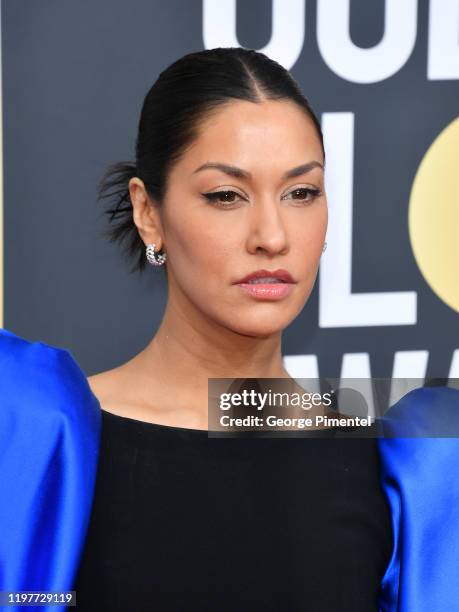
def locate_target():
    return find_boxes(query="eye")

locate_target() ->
[201,186,323,209]
[201,190,244,208]
[283,187,322,205]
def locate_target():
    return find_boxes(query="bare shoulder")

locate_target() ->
[87,368,119,396]
[86,351,202,428]
[86,360,170,424]
[87,364,134,415]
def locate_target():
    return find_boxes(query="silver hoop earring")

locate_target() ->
[146,243,167,266]
[322,241,327,253]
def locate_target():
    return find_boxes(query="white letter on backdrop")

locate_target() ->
[317,0,417,83]
[319,112,417,327]
[202,0,305,70]
[428,0,459,80]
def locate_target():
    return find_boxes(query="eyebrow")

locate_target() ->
[192,160,324,180]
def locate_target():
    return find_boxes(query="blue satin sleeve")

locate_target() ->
[377,385,459,612]
[0,328,102,612]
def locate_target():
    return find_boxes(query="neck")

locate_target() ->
[129,297,291,426]
[147,299,290,379]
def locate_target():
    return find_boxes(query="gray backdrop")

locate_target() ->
[2,0,458,380]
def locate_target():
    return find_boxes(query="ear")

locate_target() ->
[128,177,164,249]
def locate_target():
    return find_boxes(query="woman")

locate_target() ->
[1,47,458,612]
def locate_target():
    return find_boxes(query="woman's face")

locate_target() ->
[156,99,327,337]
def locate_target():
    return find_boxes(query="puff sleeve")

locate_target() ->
[0,328,101,611]
[377,385,459,611]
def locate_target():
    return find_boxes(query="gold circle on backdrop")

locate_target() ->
[408,117,459,313]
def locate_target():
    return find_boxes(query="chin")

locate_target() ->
[229,314,292,338]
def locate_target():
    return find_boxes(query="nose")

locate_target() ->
[245,198,289,256]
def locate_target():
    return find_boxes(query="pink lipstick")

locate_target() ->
[234,269,296,301]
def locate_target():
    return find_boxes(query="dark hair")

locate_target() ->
[98,47,325,275]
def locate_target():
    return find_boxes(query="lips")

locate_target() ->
[234,269,295,284]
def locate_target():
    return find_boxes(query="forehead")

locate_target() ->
[173,99,323,180]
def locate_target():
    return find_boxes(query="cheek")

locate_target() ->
[292,208,327,258]
[167,214,236,288]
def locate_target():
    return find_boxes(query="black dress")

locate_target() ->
[74,409,393,611]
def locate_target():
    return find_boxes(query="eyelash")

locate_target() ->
[201,187,322,209]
